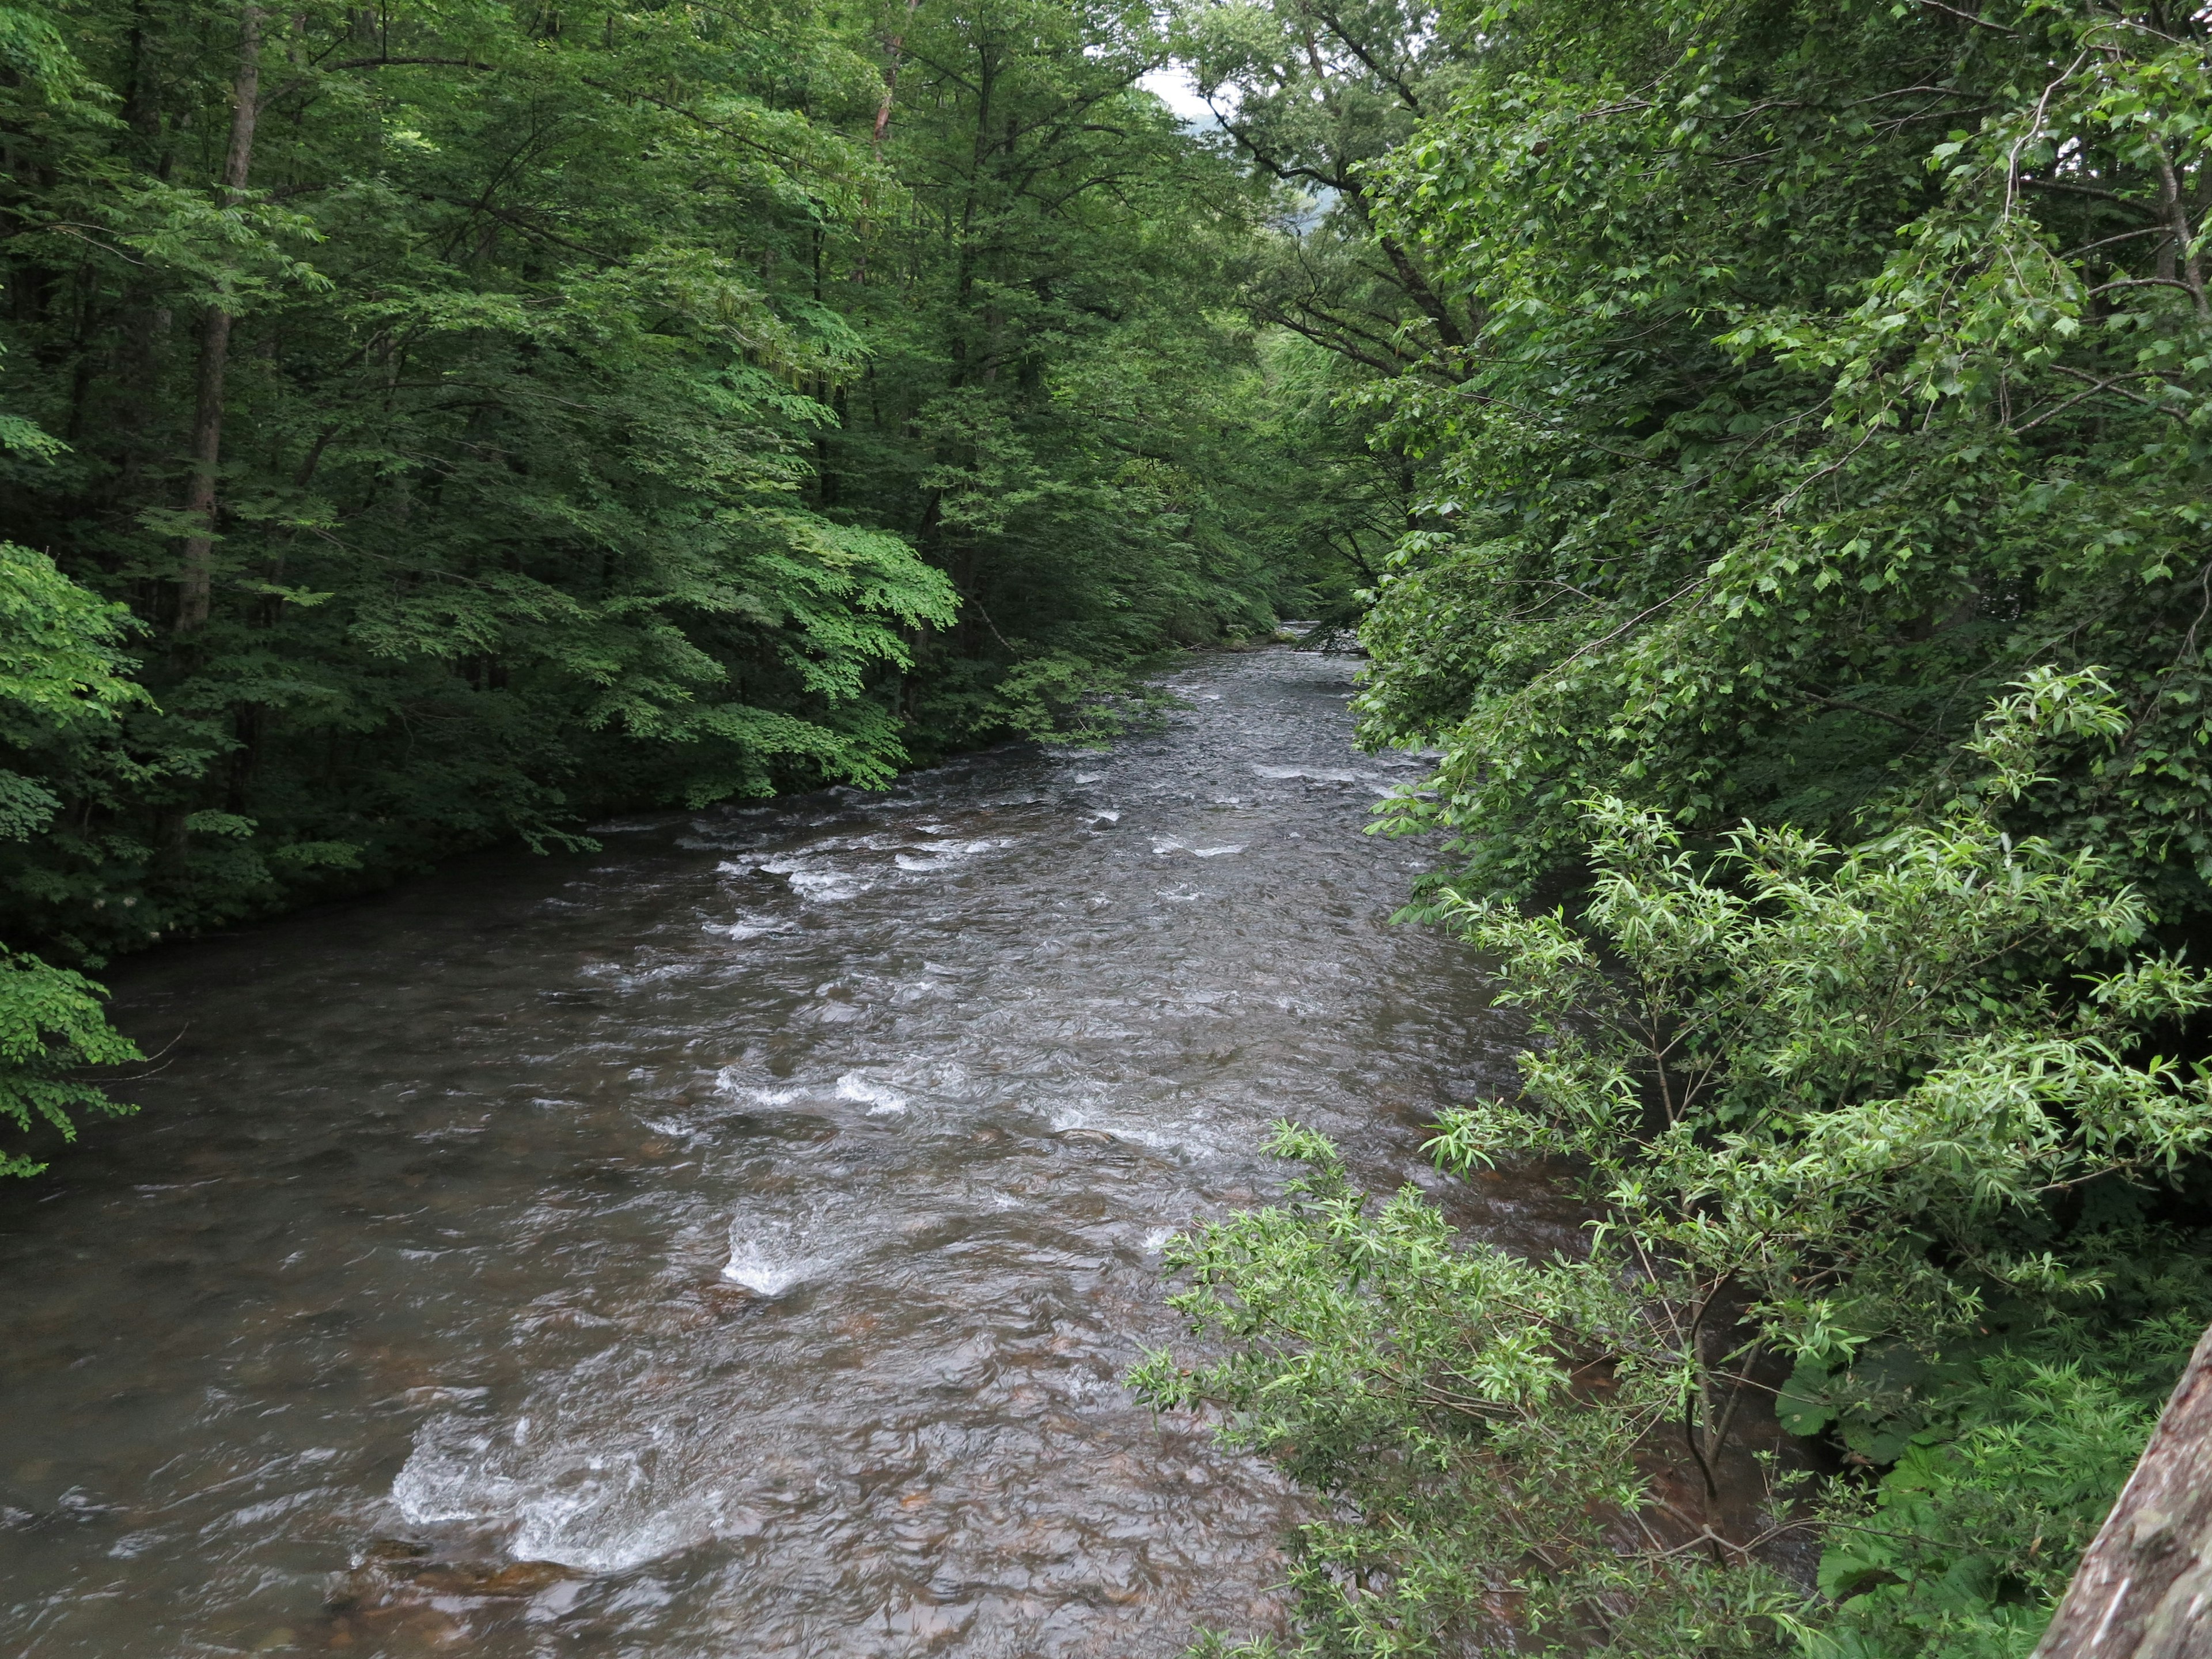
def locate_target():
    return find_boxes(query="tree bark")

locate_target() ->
[871,0,921,153]
[177,1,262,634]
[2032,1320,2212,1658]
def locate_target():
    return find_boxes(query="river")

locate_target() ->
[1,647,1567,1657]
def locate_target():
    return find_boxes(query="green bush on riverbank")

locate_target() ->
[1139,0,2212,1652]
[1141,671,2212,1656]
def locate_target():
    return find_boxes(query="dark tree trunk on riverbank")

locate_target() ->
[177,0,262,635]
[2033,1320,2212,1658]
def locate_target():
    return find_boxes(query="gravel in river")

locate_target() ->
[1,647,1577,1657]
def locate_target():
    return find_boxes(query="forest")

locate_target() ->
[10,0,2212,1652]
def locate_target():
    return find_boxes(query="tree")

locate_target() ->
[3,0,961,954]
[1170,0,1471,376]
[831,0,1287,745]
[2031,1319,2212,1659]
[1349,0,2212,923]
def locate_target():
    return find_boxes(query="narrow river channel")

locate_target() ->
[2,647,1566,1657]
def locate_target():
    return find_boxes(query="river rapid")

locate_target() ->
[1,647,1569,1657]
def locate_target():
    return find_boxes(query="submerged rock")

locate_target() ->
[329,1544,578,1612]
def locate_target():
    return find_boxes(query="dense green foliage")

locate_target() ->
[17,0,2212,1648]
[1138,0,2212,1654]
[0,0,1350,1161]
[1352,0,2212,914]
[0,537,143,1174]
[1166,0,1468,639]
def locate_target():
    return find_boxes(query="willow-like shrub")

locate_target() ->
[1136,673,2212,1658]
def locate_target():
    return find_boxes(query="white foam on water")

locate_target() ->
[721,1203,849,1292]
[392,1419,747,1574]
[1141,1226,1178,1253]
[636,1115,713,1146]
[1151,835,1244,858]
[1090,810,1120,824]
[834,1072,908,1116]
[1048,1104,1248,1164]
[392,1423,525,1525]
[397,1385,487,1408]
[713,1070,808,1107]
[720,1244,817,1296]
[893,837,1009,873]
[703,919,789,941]
[787,831,903,855]
[759,855,872,902]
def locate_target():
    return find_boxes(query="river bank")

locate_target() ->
[1,647,1577,1657]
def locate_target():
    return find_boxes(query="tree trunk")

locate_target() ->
[2032,1320,2212,1658]
[871,0,921,153]
[176,1,262,634]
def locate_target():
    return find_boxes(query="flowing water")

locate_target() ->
[1,647,1574,1657]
